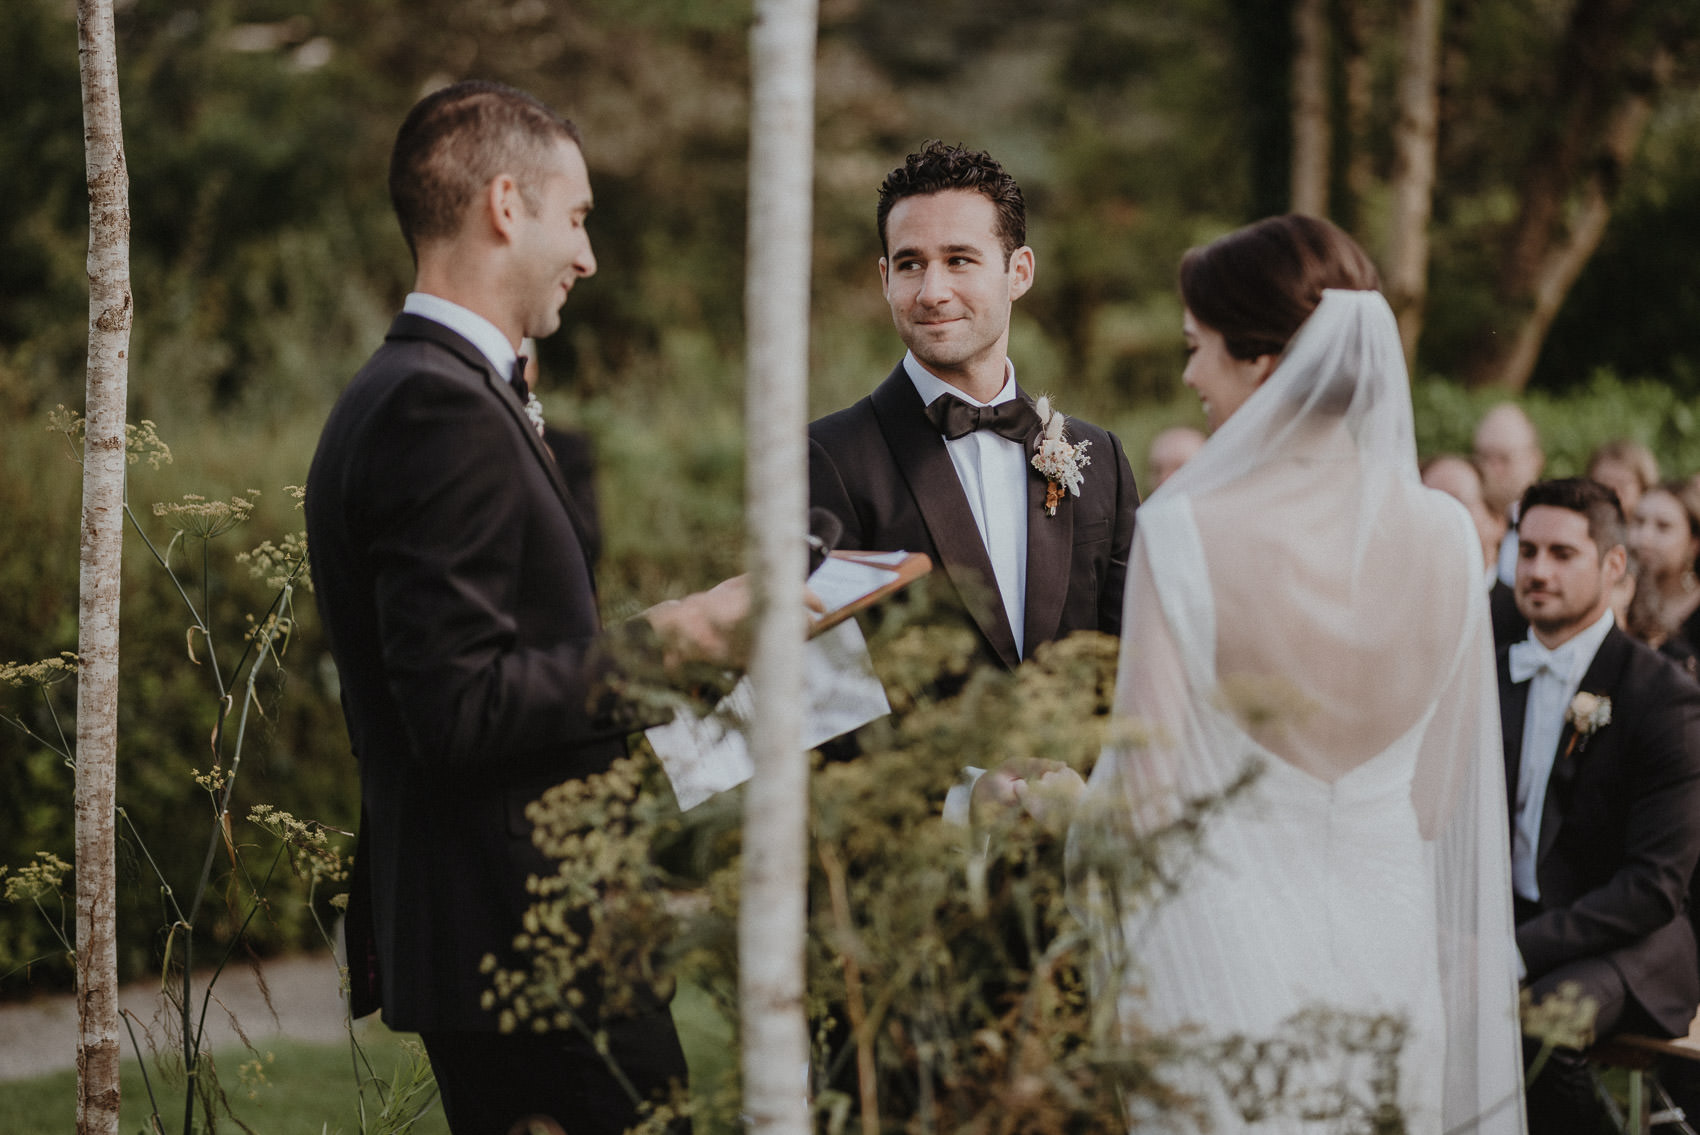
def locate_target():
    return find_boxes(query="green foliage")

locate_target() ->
[0,412,351,995]
[0,1030,450,1135]
[1534,91,1700,396]
[487,599,1420,1131]
[1410,371,1700,477]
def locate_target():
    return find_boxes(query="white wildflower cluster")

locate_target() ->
[237,531,311,592]
[45,405,172,469]
[1521,981,1598,1052]
[0,652,79,689]
[2,851,71,904]
[247,805,349,888]
[152,489,260,539]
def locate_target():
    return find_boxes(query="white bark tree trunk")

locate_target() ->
[74,2,131,1133]
[740,3,817,1135]
[1385,0,1443,367]
[1289,0,1331,217]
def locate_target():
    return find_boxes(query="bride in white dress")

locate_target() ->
[1068,217,1525,1134]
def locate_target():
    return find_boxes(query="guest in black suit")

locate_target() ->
[808,142,1138,679]
[305,81,746,1135]
[1499,477,1700,1134]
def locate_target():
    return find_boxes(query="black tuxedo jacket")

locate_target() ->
[306,314,636,1032]
[808,363,1138,669]
[1498,625,1700,1034]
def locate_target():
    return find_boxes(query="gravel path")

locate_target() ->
[0,950,350,1083]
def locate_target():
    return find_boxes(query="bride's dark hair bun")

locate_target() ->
[1179,215,1381,361]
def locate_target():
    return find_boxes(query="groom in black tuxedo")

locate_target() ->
[1499,477,1700,1133]
[809,141,1138,676]
[306,81,746,1135]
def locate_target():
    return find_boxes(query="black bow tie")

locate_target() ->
[923,395,1039,443]
[509,355,530,402]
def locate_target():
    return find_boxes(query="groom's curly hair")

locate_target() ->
[876,140,1026,264]
[1521,477,1627,558]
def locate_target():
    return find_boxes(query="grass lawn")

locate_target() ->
[0,984,733,1135]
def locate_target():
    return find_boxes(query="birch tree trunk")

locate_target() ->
[1385,0,1443,366]
[740,3,817,1135]
[1289,0,1330,217]
[74,2,131,1133]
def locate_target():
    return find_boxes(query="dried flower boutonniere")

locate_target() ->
[1030,395,1091,516]
[523,393,547,438]
[1564,691,1612,757]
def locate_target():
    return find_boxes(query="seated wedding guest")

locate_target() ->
[1422,454,1506,578]
[1501,477,1700,1135]
[1474,403,1544,586]
[1622,552,1700,679]
[1587,437,1659,519]
[1421,453,1522,644]
[1146,425,1205,493]
[1628,477,1700,665]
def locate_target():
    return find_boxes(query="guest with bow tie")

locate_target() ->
[1499,477,1700,1134]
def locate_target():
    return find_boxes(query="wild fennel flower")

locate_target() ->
[152,489,260,538]
[0,653,79,689]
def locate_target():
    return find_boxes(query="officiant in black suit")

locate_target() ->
[1499,477,1700,1134]
[808,141,1138,680]
[306,80,747,1135]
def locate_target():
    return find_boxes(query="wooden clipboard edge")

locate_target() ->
[807,551,933,638]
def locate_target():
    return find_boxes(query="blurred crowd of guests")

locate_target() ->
[1420,404,1700,675]
[1147,407,1700,674]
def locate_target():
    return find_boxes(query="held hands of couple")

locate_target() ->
[641,575,825,673]
[970,757,1086,838]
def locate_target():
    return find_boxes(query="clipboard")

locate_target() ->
[807,550,933,637]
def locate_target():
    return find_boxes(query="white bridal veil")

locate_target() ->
[1072,291,1525,1134]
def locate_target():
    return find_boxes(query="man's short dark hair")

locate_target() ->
[875,140,1026,263]
[389,80,582,259]
[1520,477,1627,559]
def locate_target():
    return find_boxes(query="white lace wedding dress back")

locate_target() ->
[1072,291,1525,1135]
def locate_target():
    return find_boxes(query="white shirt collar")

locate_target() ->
[1524,606,1616,679]
[403,292,518,379]
[902,352,1017,409]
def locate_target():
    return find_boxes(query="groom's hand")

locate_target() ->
[642,576,826,672]
[644,575,752,671]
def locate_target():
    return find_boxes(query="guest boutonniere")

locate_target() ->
[1564,691,1612,757]
[1030,395,1091,516]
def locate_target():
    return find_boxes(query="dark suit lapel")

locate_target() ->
[1498,646,1529,826]
[388,315,581,521]
[1020,382,1070,655]
[870,366,1021,669]
[387,315,594,590]
[1537,627,1629,869]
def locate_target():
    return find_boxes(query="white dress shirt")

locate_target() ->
[904,352,1030,657]
[404,292,517,379]
[1510,607,1615,902]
